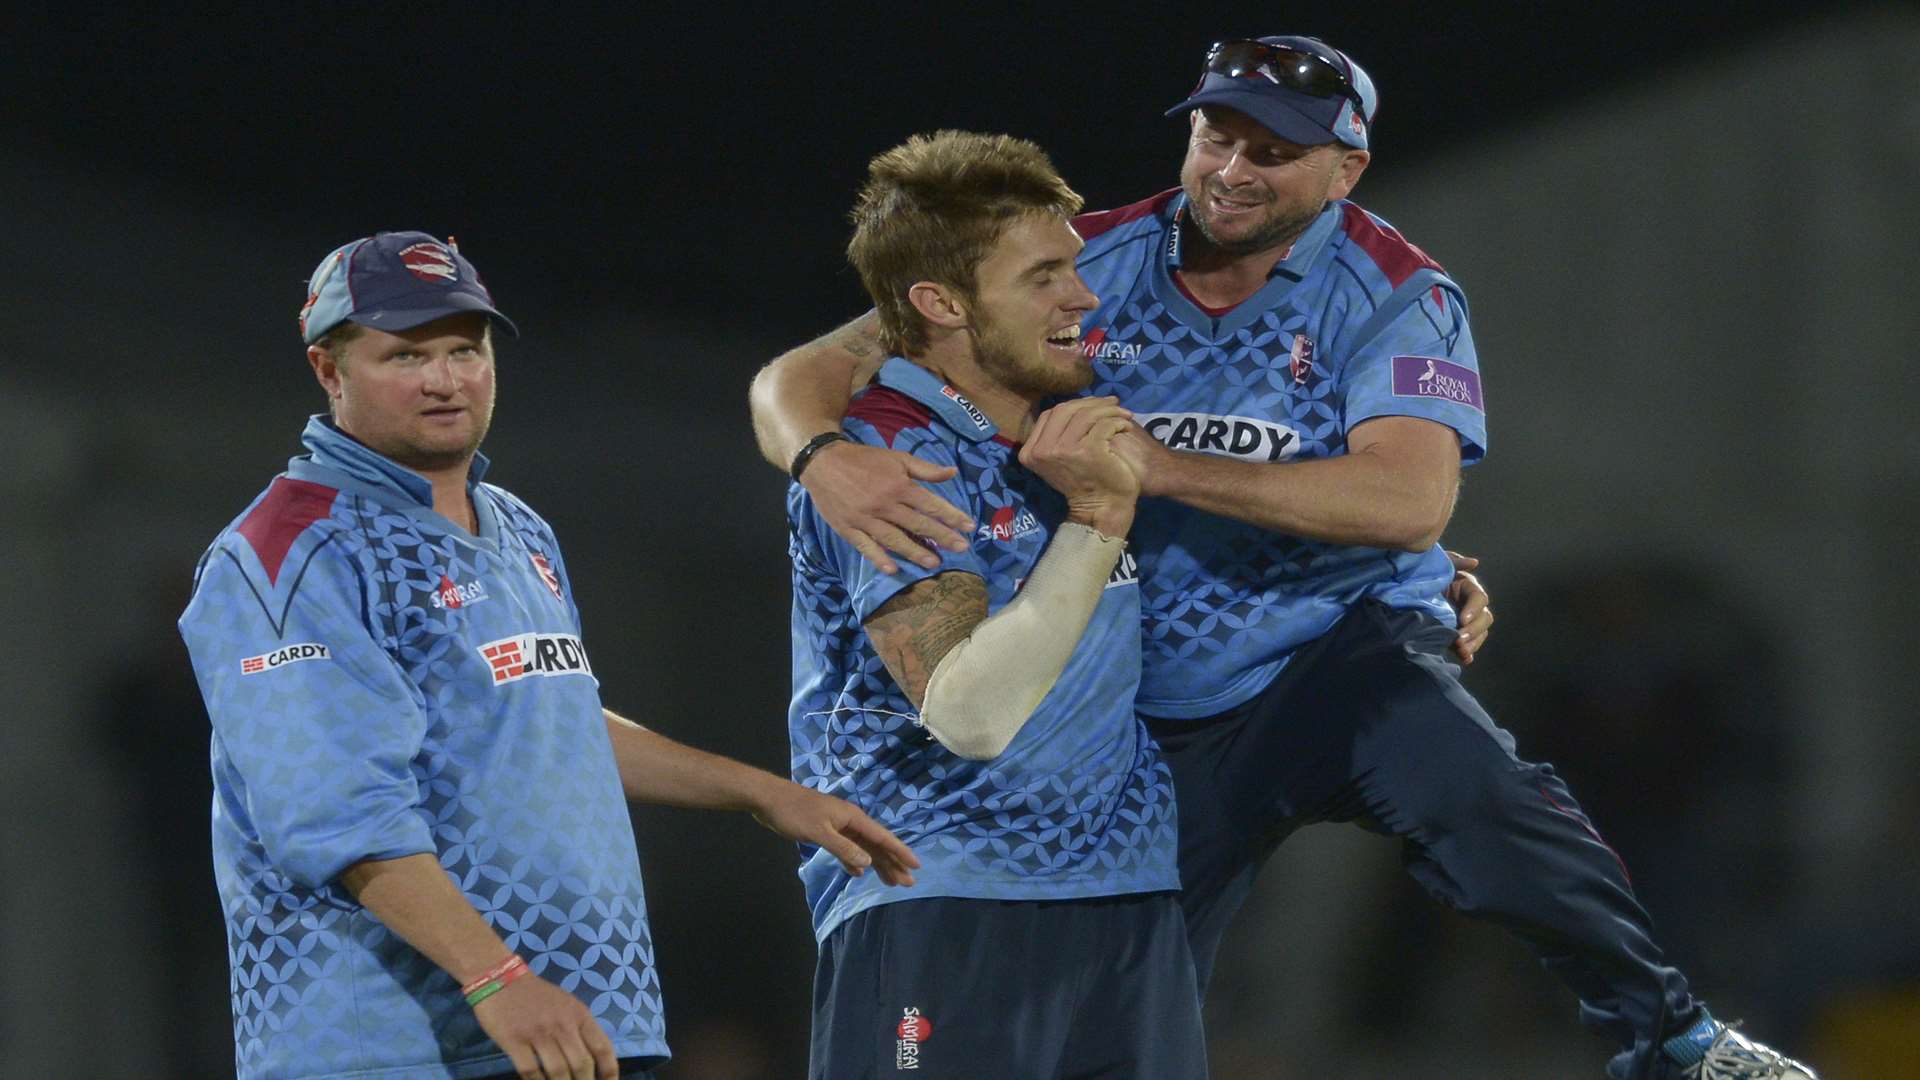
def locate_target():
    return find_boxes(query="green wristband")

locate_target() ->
[465,980,506,1008]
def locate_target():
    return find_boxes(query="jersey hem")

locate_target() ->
[253,1040,668,1080]
[1134,657,1290,720]
[814,873,1183,944]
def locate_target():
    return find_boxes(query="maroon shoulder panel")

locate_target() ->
[236,477,339,585]
[1071,189,1180,242]
[846,387,936,449]
[1338,203,1445,288]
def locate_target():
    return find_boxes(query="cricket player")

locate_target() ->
[750,36,1813,1080]
[789,132,1205,1079]
[180,231,917,1080]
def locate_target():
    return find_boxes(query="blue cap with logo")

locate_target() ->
[1166,35,1379,150]
[298,231,520,344]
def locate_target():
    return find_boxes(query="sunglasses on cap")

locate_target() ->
[1196,39,1364,110]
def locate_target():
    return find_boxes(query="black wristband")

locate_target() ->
[790,431,851,482]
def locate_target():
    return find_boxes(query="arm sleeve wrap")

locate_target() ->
[918,522,1126,760]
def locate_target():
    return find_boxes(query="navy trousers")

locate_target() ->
[810,893,1207,1079]
[1148,600,1699,1079]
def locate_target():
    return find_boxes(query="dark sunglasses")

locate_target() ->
[1196,39,1363,109]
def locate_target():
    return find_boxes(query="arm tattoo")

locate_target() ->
[864,572,988,706]
[838,329,877,360]
[833,313,884,360]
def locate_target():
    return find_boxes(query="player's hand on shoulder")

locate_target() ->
[804,440,974,575]
[1444,550,1494,664]
[751,777,921,888]
[472,972,619,1079]
[1021,397,1139,501]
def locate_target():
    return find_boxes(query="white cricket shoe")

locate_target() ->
[1667,1017,1817,1080]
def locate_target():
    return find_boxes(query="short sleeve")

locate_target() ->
[180,539,435,889]
[794,418,989,622]
[1341,280,1488,465]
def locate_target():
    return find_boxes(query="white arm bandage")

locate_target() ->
[918,522,1127,761]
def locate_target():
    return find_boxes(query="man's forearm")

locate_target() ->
[340,853,511,985]
[1152,440,1457,552]
[602,709,784,811]
[748,313,886,469]
[603,711,921,887]
[915,523,1128,759]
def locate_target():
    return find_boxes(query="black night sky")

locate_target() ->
[13,4,1826,351]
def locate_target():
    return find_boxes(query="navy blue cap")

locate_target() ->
[298,231,519,344]
[1166,36,1378,150]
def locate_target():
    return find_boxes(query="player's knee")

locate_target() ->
[1397,752,1537,844]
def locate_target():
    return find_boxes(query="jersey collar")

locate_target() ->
[293,414,492,508]
[874,356,1002,443]
[1164,193,1341,281]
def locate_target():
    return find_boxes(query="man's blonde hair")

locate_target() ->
[847,131,1084,357]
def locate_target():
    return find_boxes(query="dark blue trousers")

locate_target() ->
[811,893,1207,1079]
[1148,600,1699,1079]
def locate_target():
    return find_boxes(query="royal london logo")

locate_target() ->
[895,1006,933,1070]
[939,385,992,432]
[1135,411,1303,463]
[430,575,489,609]
[1390,355,1485,412]
[478,633,593,686]
[979,505,1041,543]
[240,643,330,675]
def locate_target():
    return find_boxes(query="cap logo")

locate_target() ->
[399,242,458,284]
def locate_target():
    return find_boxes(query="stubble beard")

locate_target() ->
[381,399,494,475]
[1186,181,1325,258]
[969,316,1091,401]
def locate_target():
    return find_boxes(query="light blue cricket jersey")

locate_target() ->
[1073,191,1489,719]
[179,417,668,1080]
[786,359,1180,943]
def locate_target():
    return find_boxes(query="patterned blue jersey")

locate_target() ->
[179,418,668,1080]
[787,358,1180,942]
[1073,191,1489,719]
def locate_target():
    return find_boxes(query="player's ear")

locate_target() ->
[908,281,969,330]
[308,344,345,403]
[1329,148,1370,200]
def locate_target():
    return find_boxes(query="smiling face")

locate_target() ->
[1179,106,1369,256]
[963,213,1101,401]
[307,312,496,475]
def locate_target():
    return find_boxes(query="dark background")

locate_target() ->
[8,2,1825,359]
[8,5,1916,1078]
